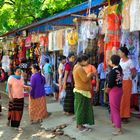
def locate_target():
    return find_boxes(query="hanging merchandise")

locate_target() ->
[48,32,53,52]
[63,29,70,57]
[40,34,48,47]
[29,48,34,59]
[56,29,64,51]
[35,43,41,57]
[53,31,57,51]
[97,35,104,54]
[1,54,10,72]
[103,4,122,69]
[130,0,140,32]
[32,32,39,43]
[25,34,32,48]
[18,39,26,60]
[122,0,131,30]
[26,49,30,60]
[67,29,78,46]
[98,6,107,34]
[121,31,139,70]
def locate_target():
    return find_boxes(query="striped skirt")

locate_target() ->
[8,98,24,128]
[29,96,48,121]
[0,93,1,113]
[64,83,74,114]
[74,92,94,125]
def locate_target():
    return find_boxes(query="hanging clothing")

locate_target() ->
[122,0,131,30]
[25,35,32,48]
[104,13,121,69]
[130,0,140,32]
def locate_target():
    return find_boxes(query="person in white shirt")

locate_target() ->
[119,45,136,123]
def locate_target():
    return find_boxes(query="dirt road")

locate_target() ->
[0,94,72,140]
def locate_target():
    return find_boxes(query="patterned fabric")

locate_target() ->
[8,98,24,127]
[64,83,74,114]
[29,96,48,121]
[0,93,1,112]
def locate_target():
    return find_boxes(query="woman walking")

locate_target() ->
[29,64,48,124]
[73,54,94,132]
[7,66,30,131]
[107,55,123,135]
[119,46,136,123]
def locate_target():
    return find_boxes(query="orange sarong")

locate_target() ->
[29,96,48,121]
[120,79,132,118]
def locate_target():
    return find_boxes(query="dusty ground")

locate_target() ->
[0,94,72,140]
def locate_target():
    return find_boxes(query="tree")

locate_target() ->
[0,0,87,35]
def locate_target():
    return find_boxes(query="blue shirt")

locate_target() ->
[97,63,106,80]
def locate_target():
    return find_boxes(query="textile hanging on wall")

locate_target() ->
[2,55,10,72]
[48,32,53,52]
[121,31,139,70]
[18,40,26,60]
[25,35,32,48]
[32,32,39,43]
[122,0,131,30]
[77,17,98,55]
[67,29,78,46]
[130,0,140,32]
[97,35,104,54]
[104,13,121,70]
[56,29,65,51]
[63,29,71,57]
[48,29,66,52]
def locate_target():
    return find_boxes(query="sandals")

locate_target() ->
[112,131,123,136]
[79,127,92,133]
[15,127,23,132]
[30,119,42,124]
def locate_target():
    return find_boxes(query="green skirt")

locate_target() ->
[74,92,94,125]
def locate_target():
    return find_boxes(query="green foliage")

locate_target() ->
[0,0,86,35]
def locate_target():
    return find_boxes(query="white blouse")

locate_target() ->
[120,58,135,80]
